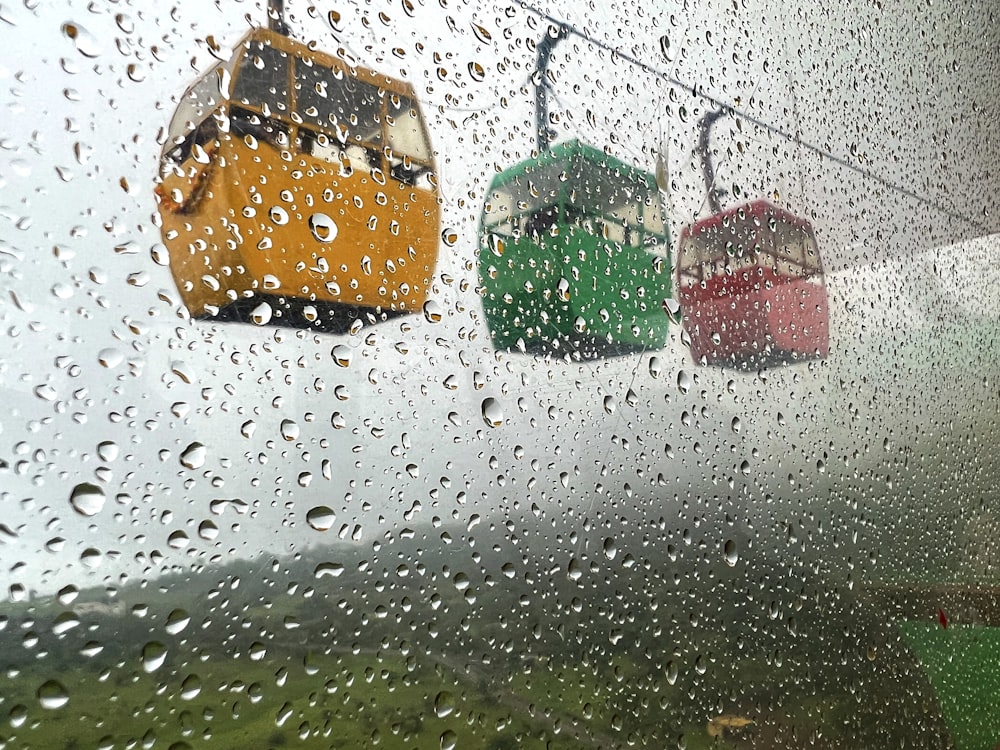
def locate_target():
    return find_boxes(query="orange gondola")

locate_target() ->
[155,3,439,331]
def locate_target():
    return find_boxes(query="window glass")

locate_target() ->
[386,94,432,162]
[165,64,228,147]
[7,3,1000,750]
[232,39,289,116]
[296,58,383,172]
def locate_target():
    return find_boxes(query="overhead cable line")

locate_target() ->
[516,1,989,233]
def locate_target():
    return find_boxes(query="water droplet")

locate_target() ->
[306,506,336,531]
[9,704,28,728]
[280,419,299,442]
[314,561,344,578]
[655,144,669,192]
[179,442,206,470]
[481,398,503,427]
[724,539,739,567]
[731,417,741,433]
[276,702,293,726]
[659,34,672,61]
[664,663,684,695]
[141,641,167,672]
[250,302,273,326]
[80,548,103,568]
[471,22,492,42]
[166,609,190,635]
[423,299,443,323]
[440,730,458,750]
[567,557,583,581]
[308,213,337,242]
[434,691,455,718]
[556,277,571,301]
[57,585,79,606]
[331,345,352,367]
[37,680,69,710]
[663,297,682,323]
[170,361,195,384]
[34,384,57,401]
[603,537,617,560]
[97,348,123,368]
[70,482,105,517]
[603,395,616,415]
[677,369,692,394]
[648,356,662,377]
[52,612,80,636]
[180,674,202,700]
[97,441,119,462]
[269,206,289,225]
[63,22,102,58]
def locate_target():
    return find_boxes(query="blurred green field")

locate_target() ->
[900,622,1000,750]
[1,651,594,750]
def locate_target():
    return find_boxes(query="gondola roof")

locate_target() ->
[680,199,814,236]
[487,138,659,194]
[232,26,418,98]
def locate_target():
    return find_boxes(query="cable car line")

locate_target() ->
[515,0,988,233]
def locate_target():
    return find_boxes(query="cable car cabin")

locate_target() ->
[675,200,829,368]
[479,140,671,359]
[154,28,439,330]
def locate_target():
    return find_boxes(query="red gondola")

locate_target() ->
[675,111,830,368]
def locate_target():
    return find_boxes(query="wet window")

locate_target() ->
[296,59,383,173]
[8,2,1000,749]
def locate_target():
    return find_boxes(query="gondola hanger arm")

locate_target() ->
[268,0,290,36]
[697,108,729,216]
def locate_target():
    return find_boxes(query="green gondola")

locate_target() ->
[478,139,672,359]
